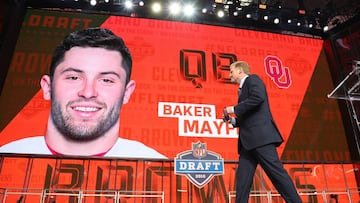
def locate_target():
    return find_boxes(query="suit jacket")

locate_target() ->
[234,74,283,153]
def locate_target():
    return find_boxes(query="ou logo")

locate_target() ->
[264,56,292,88]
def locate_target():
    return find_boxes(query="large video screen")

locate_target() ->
[0,9,349,162]
[1,8,359,203]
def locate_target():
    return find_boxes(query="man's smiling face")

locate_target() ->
[47,47,133,141]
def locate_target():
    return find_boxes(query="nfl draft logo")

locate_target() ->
[174,141,224,188]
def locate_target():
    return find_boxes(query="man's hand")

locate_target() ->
[225,106,234,114]
[223,107,230,122]
[222,106,234,122]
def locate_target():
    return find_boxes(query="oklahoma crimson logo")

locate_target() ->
[264,55,292,88]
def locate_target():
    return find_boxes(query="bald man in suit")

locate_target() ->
[224,61,302,203]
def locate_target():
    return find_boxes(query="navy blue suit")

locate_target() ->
[233,74,302,203]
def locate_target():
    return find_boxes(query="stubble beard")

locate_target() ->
[50,97,123,142]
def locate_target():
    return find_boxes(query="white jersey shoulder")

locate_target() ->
[0,136,167,159]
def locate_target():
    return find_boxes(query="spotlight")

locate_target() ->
[217,10,225,18]
[139,1,144,6]
[183,4,195,16]
[124,0,133,9]
[152,2,162,13]
[90,0,97,6]
[273,18,280,24]
[263,15,269,20]
[259,4,266,9]
[323,25,329,32]
[298,9,306,14]
[287,19,292,24]
[169,2,181,15]
[246,13,251,18]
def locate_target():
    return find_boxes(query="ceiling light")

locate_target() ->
[183,4,195,16]
[259,4,266,9]
[217,10,225,18]
[298,9,306,14]
[152,2,162,13]
[169,2,181,15]
[323,25,329,32]
[90,0,96,6]
[124,0,133,9]
[273,18,280,24]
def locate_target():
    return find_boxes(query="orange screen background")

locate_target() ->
[0,10,325,160]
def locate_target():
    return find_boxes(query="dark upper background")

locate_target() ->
[0,0,359,94]
[0,0,359,40]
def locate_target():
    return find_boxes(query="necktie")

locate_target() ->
[238,88,242,97]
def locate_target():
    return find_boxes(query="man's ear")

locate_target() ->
[40,75,51,100]
[122,80,136,104]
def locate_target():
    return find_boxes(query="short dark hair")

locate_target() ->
[49,27,132,84]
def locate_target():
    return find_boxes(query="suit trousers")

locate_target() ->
[235,144,302,203]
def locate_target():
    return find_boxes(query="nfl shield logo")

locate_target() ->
[192,142,207,158]
[174,141,224,188]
